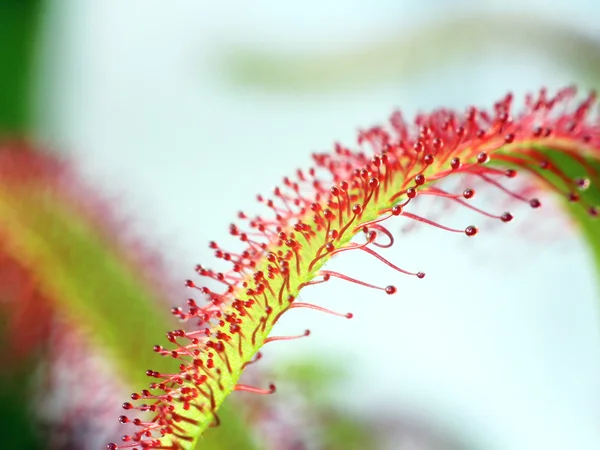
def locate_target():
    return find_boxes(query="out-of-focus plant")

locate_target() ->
[220,14,600,92]
[240,359,379,450]
[0,140,262,449]
[240,358,475,450]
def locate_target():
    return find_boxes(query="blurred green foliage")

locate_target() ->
[0,0,42,133]
[275,360,377,449]
[221,14,600,92]
[0,313,45,450]
[267,359,476,450]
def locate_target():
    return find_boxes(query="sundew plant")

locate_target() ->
[108,87,600,450]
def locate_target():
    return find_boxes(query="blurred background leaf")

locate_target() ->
[221,14,600,93]
[241,358,479,450]
[0,0,42,133]
[533,149,600,279]
[0,141,261,449]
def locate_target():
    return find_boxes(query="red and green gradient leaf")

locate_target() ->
[108,87,600,450]
[221,14,600,93]
[0,141,258,449]
[0,142,171,375]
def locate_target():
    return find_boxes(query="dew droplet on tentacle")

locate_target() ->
[401,211,474,236]
[477,152,490,164]
[265,329,311,344]
[289,302,353,319]
[576,178,590,190]
[332,245,425,278]
[319,269,397,294]
[428,186,517,225]
[414,174,426,186]
[464,225,479,237]
[241,352,263,370]
[365,224,395,248]
[385,285,397,295]
[234,383,276,395]
[353,207,398,233]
